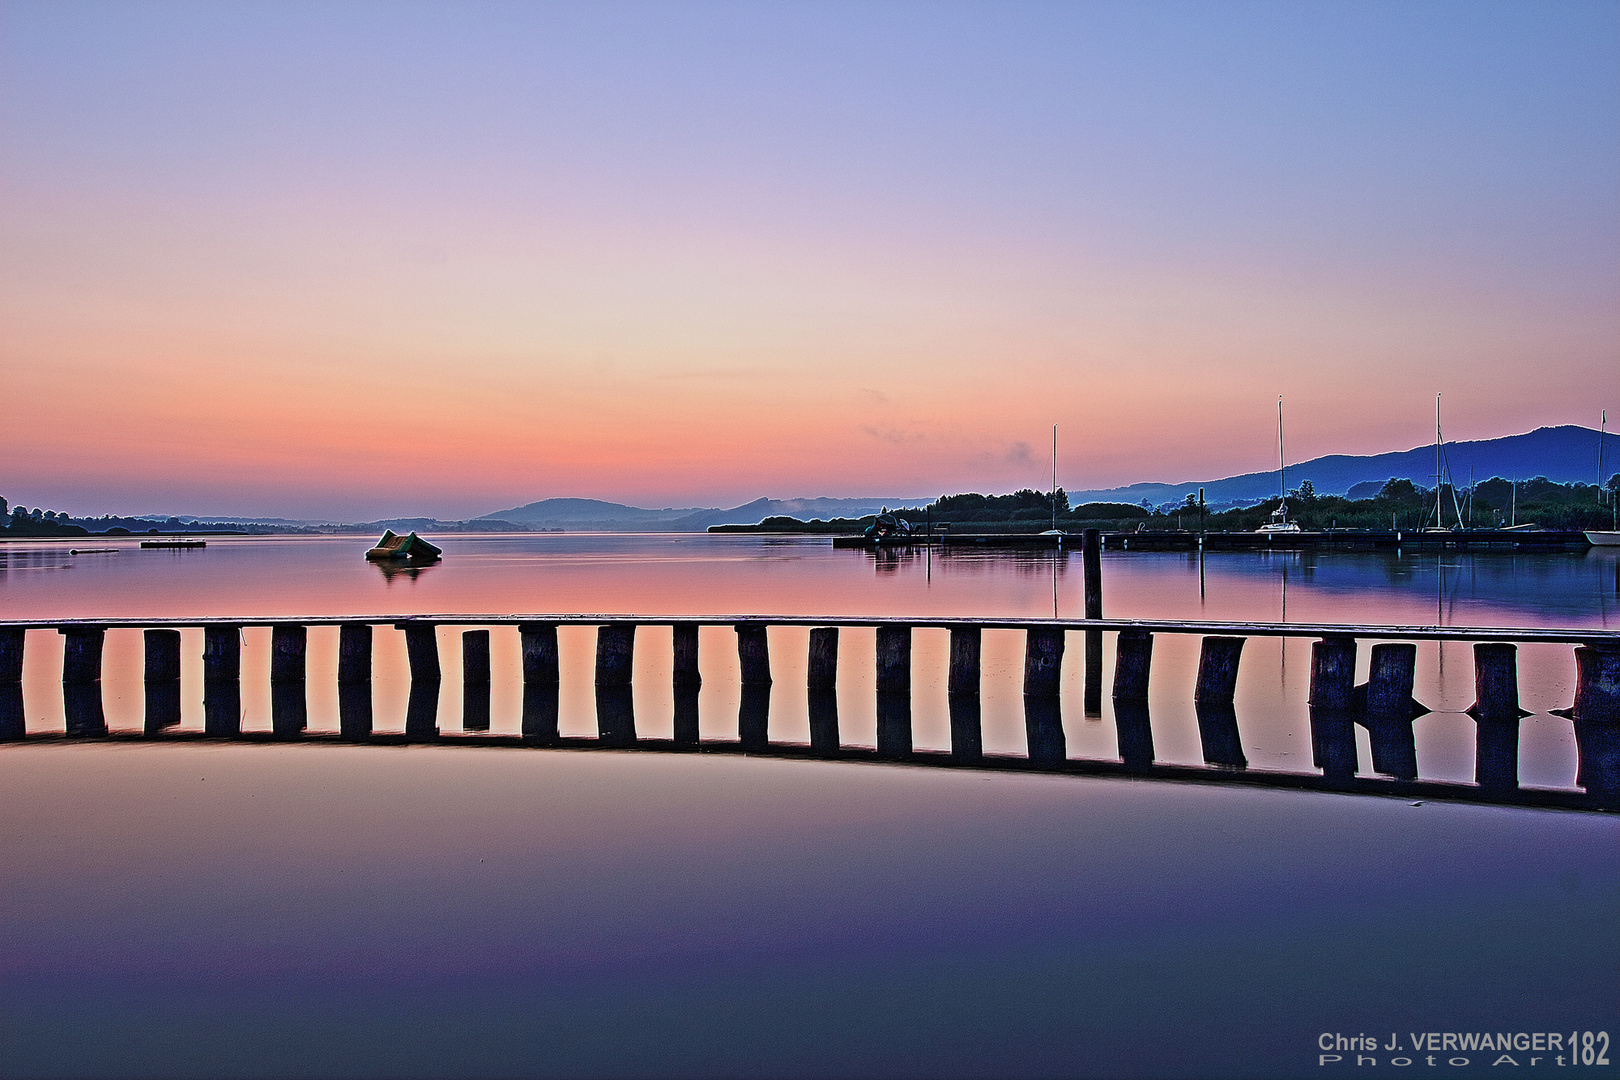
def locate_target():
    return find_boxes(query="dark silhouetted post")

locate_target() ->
[59,626,105,684]
[0,627,23,684]
[64,681,106,737]
[204,679,240,737]
[400,623,440,683]
[807,627,838,691]
[1308,637,1356,711]
[1195,700,1247,768]
[947,691,982,761]
[1194,636,1245,704]
[1571,646,1619,725]
[338,623,372,684]
[270,625,307,684]
[736,623,771,686]
[0,684,24,740]
[404,679,438,741]
[809,689,840,755]
[1364,643,1419,718]
[271,681,306,738]
[144,628,181,683]
[1023,628,1065,697]
[1112,699,1155,772]
[876,692,912,757]
[203,625,240,682]
[596,686,636,746]
[739,684,770,750]
[674,684,700,746]
[338,681,372,742]
[522,684,560,744]
[1471,642,1521,721]
[1112,630,1153,702]
[1083,528,1103,716]
[673,623,701,689]
[462,629,491,731]
[595,624,635,686]
[1024,693,1066,766]
[876,625,911,693]
[520,623,559,686]
[948,627,981,696]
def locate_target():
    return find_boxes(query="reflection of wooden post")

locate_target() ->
[1023,628,1065,697]
[338,681,372,742]
[876,692,911,757]
[1309,637,1356,711]
[1112,699,1154,772]
[271,625,307,683]
[948,692,982,760]
[338,623,372,684]
[203,625,240,682]
[1113,630,1153,702]
[736,624,771,686]
[204,679,240,737]
[1194,637,1245,703]
[1024,693,1065,766]
[144,629,181,682]
[876,625,911,693]
[948,627,981,695]
[807,628,838,690]
[1195,700,1247,768]
[596,686,636,746]
[809,689,840,755]
[0,684,25,740]
[1308,706,1357,782]
[1471,643,1521,721]
[673,624,701,689]
[462,630,491,732]
[674,684,700,746]
[522,684,560,743]
[60,626,106,684]
[519,623,559,686]
[595,625,635,686]
[399,624,440,683]
[739,684,770,750]
[0,627,24,684]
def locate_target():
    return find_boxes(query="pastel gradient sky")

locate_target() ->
[3,1,1616,520]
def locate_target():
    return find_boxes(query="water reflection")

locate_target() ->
[64,681,106,737]
[405,679,440,741]
[521,683,560,743]
[270,681,306,739]
[1111,699,1154,773]
[875,691,911,757]
[338,682,373,742]
[143,681,182,735]
[1194,701,1247,769]
[1023,694,1065,766]
[372,561,436,584]
[0,684,24,740]
[596,686,636,747]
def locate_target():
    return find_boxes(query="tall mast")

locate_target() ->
[1278,397,1285,507]
[1434,394,1442,529]
[1051,424,1058,531]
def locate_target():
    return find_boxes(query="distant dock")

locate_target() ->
[832,528,1594,552]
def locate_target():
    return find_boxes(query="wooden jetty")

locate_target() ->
[2,604,1617,810]
[833,527,1593,552]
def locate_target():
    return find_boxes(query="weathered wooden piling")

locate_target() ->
[673,623,701,689]
[462,630,491,732]
[204,680,240,737]
[1023,628,1065,697]
[338,681,372,742]
[337,623,372,684]
[876,692,912,757]
[807,627,839,691]
[596,685,636,746]
[519,622,560,686]
[143,628,182,682]
[1082,529,1103,619]
[1470,642,1523,721]
[948,627,981,695]
[1308,637,1356,711]
[736,623,771,687]
[1194,636,1245,704]
[1572,646,1620,725]
[1024,693,1066,766]
[808,689,840,755]
[1111,699,1155,772]
[59,626,105,684]
[270,625,307,684]
[739,684,771,751]
[595,624,635,687]
[0,627,24,684]
[1112,630,1153,702]
[876,625,911,693]
[1364,643,1420,718]
[203,625,240,682]
[1195,700,1247,768]
[399,623,440,683]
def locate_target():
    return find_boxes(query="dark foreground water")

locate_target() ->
[1,535,1616,1078]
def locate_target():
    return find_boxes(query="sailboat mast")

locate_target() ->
[1051,424,1058,531]
[1434,394,1442,529]
[1278,397,1285,508]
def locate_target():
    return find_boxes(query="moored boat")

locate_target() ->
[365,530,443,562]
[1586,531,1620,546]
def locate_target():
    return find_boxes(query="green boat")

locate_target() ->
[364,530,443,563]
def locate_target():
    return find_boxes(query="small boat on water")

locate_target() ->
[141,538,206,549]
[365,530,443,563]
[1586,531,1620,547]
[1255,397,1303,534]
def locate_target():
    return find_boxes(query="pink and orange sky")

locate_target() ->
[3,1,1617,521]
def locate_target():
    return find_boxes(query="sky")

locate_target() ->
[2,0,1616,521]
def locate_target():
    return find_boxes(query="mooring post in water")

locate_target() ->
[59,626,106,684]
[1470,642,1523,721]
[270,625,307,683]
[736,623,771,687]
[203,625,241,682]
[143,628,181,683]
[338,623,373,684]
[1112,630,1153,702]
[398,623,440,683]
[519,622,559,687]
[948,626,981,696]
[1571,646,1620,725]
[1194,636,1245,704]
[1082,529,1103,619]
[0,627,24,684]
[673,623,701,689]
[875,625,911,694]
[595,624,635,686]
[807,627,839,691]
[1023,627,1065,697]
[1308,637,1356,711]
[1364,642,1421,718]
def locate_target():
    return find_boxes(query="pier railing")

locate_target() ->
[2,615,1617,811]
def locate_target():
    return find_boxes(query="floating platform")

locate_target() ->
[140,539,206,549]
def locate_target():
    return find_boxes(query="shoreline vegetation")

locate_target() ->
[2,474,1615,541]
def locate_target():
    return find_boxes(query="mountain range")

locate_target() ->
[477,496,932,531]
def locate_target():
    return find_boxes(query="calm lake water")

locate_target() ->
[1,534,1616,1078]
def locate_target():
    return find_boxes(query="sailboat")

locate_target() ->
[1588,409,1620,546]
[1424,394,1466,532]
[1256,397,1301,533]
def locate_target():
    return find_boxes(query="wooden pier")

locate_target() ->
[832,527,1593,552]
[1,611,1617,811]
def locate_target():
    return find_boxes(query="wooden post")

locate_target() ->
[404,678,438,741]
[1364,643,1419,718]
[673,623,701,689]
[0,627,23,684]
[143,628,181,682]
[203,625,240,682]
[1194,636,1245,704]
[1470,642,1522,721]
[1082,528,1102,619]
[1309,637,1356,711]
[399,623,440,683]
[59,626,105,684]
[595,624,635,687]
[462,629,491,732]
[807,628,839,690]
[736,623,771,687]
[519,622,560,686]
[1572,646,1620,724]
[809,689,840,755]
[876,691,911,757]
[948,627,981,696]
[270,625,307,683]
[875,625,911,694]
[948,691,982,761]
[338,623,372,684]
[1112,630,1153,702]
[1023,628,1065,697]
